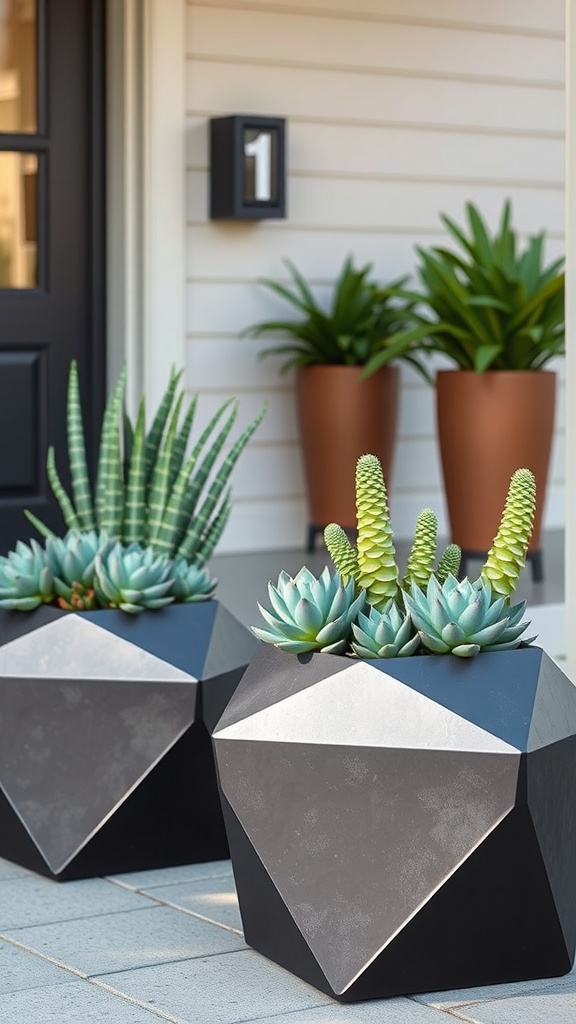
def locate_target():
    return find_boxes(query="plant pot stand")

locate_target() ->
[213,643,576,1001]
[0,601,256,881]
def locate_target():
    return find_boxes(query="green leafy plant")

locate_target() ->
[254,457,538,660]
[243,256,432,381]
[364,200,565,375]
[26,362,266,568]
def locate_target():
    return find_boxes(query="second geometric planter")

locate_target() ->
[0,601,256,880]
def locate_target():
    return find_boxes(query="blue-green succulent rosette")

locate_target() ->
[253,566,365,654]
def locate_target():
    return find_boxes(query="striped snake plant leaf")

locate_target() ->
[168,395,197,493]
[47,446,82,532]
[150,400,237,558]
[146,393,184,547]
[23,509,57,540]
[176,402,266,563]
[191,491,232,566]
[95,366,127,536]
[143,367,182,481]
[67,360,95,530]
[123,397,147,545]
[123,408,134,473]
[179,402,239,523]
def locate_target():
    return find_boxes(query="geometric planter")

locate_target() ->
[0,601,256,881]
[213,643,576,1001]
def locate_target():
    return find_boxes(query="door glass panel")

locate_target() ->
[0,0,37,133]
[0,150,37,286]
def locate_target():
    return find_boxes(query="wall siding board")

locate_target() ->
[187,8,564,84]
[185,0,565,553]
[189,0,564,36]
[187,62,564,135]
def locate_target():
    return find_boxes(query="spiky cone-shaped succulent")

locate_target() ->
[355,454,399,609]
[0,539,55,610]
[435,543,462,586]
[481,468,537,599]
[351,600,421,659]
[404,574,535,658]
[323,523,359,586]
[94,542,175,614]
[401,508,438,591]
[253,566,365,654]
[170,558,217,603]
[46,529,111,611]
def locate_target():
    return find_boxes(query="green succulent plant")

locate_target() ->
[365,200,564,375]
[404,575,534,658]
[355,454,399,609]
[170,559,217,603]
[243,256,432,380]
[325,455,461,605]
[25,362,266,570]
[46,529,110,611]
[351,601,420,659]
[435,543,462,586]
[401,508,438,591]
[253,566,365,654]
[94,542,175,614]
[0,540,54,610]
[481,468,536,598]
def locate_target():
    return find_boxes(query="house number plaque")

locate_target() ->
[209,115,286,220]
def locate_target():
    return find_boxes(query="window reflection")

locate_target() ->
[0,151,37,286]
[0,0,37,134]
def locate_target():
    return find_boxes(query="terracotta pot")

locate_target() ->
[436,370,556,552]
[296,365,399,531]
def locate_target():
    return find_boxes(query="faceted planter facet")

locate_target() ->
[213,643,576,1001]
[0,601,256,880]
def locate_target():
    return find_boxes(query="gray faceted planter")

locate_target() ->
[0,601,256,880]
[213,643,576,1001]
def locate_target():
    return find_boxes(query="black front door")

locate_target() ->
[0,0,105,553]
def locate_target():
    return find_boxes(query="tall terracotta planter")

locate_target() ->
[436,370,556,572]
[296,365,399,547]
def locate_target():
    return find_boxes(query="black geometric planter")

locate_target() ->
[0,601,256,880]
[213,643,576,1001]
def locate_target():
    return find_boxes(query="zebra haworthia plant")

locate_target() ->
[25,361,266,568]
[253,459,538,659]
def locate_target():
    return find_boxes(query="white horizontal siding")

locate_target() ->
[185,0,566,553]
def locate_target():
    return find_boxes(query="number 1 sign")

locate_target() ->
[209,115,286,220]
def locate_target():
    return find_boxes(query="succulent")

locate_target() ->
[323,524,358,586]
[351,601,420,659]
[170,559,217,603]
[0,540,54,610]
[46,530,110,611]
[481,468,536,598]
[402,508,438,591]
[25,362,266,571]
[355,454,399,609]
[435,543,462,586]
[253,566,365,654]
[94,542,175,614]
[404,574,534,658]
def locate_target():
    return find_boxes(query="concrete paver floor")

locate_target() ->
[1,855,575,1024]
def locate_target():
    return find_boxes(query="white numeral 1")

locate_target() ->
[245,132,272,201]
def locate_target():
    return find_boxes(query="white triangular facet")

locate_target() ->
[216,661,518,753]
[0,615,195,681]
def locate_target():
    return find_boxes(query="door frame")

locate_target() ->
[106,0,186,414]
